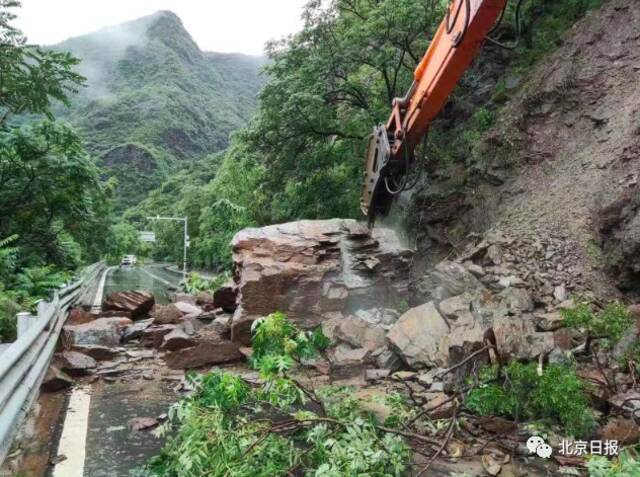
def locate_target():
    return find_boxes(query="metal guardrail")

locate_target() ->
[0,261,106,465]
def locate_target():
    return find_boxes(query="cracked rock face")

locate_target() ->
[229,219,414,344]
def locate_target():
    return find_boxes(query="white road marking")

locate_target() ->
[92,267,113,310]
[140,267,177,287]
[52,386,92,477]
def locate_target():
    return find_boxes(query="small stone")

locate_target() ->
[392,371,417,381]
[554,285,568,302]
[127,417,158,432]
[365,369,390,381]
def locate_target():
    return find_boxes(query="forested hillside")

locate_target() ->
[133,0,604,272]
[53,11,266,208]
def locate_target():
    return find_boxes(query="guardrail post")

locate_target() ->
[37,300,49,330]
[16,311,35,338]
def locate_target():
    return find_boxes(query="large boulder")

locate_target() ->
[230,219,413,344]
[103,290,155,318]
[63,317,132,347]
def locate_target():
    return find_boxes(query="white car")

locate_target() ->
[120,255,137,267]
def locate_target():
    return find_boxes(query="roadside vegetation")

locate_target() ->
[145,312,412,476]
[0,2,120,341]
[144,308,640,476]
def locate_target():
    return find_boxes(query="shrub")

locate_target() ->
[466,362,595,436]
[587,449,640,477]
[249,311,329,376]
[562,300,632,348]
[180,272,228,295]
[146,312,410,477]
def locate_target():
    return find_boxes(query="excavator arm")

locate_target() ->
[361,0,508,226]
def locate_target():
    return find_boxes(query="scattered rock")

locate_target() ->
[334,315,386,352]
[103,290,154,318]
[195,291,215,311]
[72,345,117,361]
[608,391,640,418]
[600,417,640,445]
[67,308,97,325]
[41,366,73,392]
[165,339,244,369]
[57,351,97,376]
[533,311,565,331]
[413,261,481,304]
[122,319,153,343]
[174,301,202,317]
[63,317,132,347]
[327,344,369,379]
[151,304,183,325]
[387,302,452,368]
[141,324,177,348]
[365,369,390,381]
[161,328,196,351]
[213,282,237,312]
[127,417,158,432]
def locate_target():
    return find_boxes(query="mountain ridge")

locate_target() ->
[53,10,267,209]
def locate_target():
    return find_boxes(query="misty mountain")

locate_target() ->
[53,11,267,208]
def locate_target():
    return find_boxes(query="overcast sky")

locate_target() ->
[14,0,308,55]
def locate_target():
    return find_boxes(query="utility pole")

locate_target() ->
[147,215,189,281]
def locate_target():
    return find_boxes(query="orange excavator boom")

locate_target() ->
[362,0,508,226]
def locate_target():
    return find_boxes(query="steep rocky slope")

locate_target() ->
[53,11,266,208]
[409,0,640,300]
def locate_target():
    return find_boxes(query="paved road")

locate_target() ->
[47,264,185,477]
[103,265,183,305]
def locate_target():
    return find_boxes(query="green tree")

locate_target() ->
[0,0,85,125]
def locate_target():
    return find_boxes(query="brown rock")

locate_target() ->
[213,282,237,312]
[103,290,154,318]
[57,351,97,376]
[195,291,215,311]
[230,219,413,342]
[151,304,183,325]
[327,344,369,379]
[72,345,117,361]
[335,315,386,352]
[533,311,565,331]
[128,417,158,432]
[42,366,73,392]
[165,339,244,369]
[161,328,196,351]
[600,417,640,445]
[173,301,202,317]
[122,319,153,342]
[67,308,97,325]
[141,324,177,348]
